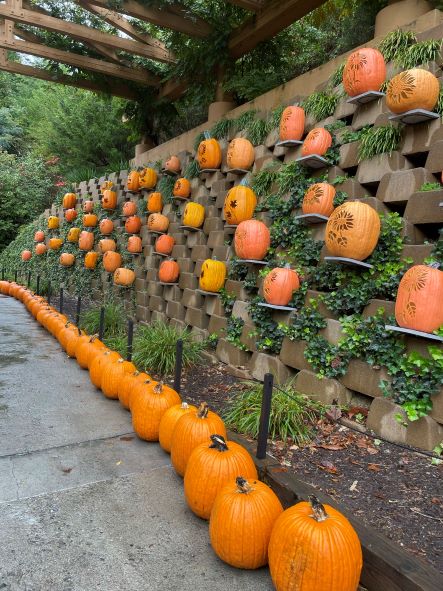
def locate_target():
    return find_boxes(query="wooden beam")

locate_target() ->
[84,0,212,38]
[228,0,328,58]
[0,49,138,99]
[225,0,265,11]
[77,0,175,63]
[159,78,188,100]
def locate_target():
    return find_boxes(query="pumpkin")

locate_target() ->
[122,201,137,217]
[63,193,77,209]
[325,202,380,261]
[268,495,362,591]
[155,234,175,255]
[234,219,270,261]
[60,253,75,267]
[170,402,227,477]
[132,381,181,441]
[173,177,191,199]
[343,47,386,97]
[100,180,113,194]
[147,192,163,213]
[58,322,78,351]
[103,251,122,273]
[159,402,197,453]
[102,190,117,210]
[127,236,142,253]
[83,200,94,213]
[66,329,88,359]
[197,138,222,169]
[209,476,283,569]
[118,371,151,410]
[164,155,181,173]
[395,265,443,333]
[139,167,158,189]
[125,215,142,234]
[199,259,227,293]
[99,218,114,235]
[101,358,136,399]
[89,350,120,389]
[49,238,63,250]
[263,267,300,306]
[21,250,32,262]
[224,184,257,225]
[227,138,255,170]
[83,213,98,228]
[35,243,47,255]
[279,106,305,141]
[158,260,180,283]
[386,68,440,114]
[302,128,332,157]
[76,335,106,369]
[78,231,94,251]
[67,227,81,243]
[183,202,205,228]
[302,183,336,217]
[184,435,258,520]
[34,231,45,242]
[99,239,116,253]
[148,213,169,233]
[48,216,59,230]
[127,170,140,191]
[84,251,99,269]
[114,267,135,286]
[65,208,77,223]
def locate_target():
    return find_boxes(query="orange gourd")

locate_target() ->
[279,106,305,141]
[83,213,98,227]
[125,215,142,234]
[48,216,59,230]
[60,253,75,267]
[65,208,77,222]
[127,170,140,192]
[343,48,386,97]
[101,358,136,399]
[155,234,175,255]
[386,68,440,114]
[21,250,32,262]
[227,138,255,170]
[67,227,80,243]
[103,251,122,273]
[147,192,163,213]
[197,138,222,169]
[117,371,151,410]
[302,128,332,157]
[35,243,47,255]
[114,267,135,286]
[224,184,257,225]
[99,218,114,235]
[132,381,181,441]
[302,182,336,217]
[78,231,94,251]
[83,200,94,213]
[183,202,205,228]
[164,155,181,173]
[102,190,117,210]
[173,178,191,199]
[127,235,142,253]
[63,193,77,209]
[158,260,180,283]
[122,201,137,217]
[139,167,158,189]
[49,238,63,250]
[34,231,45,242]
[159,402,197,453]
[234,219,270,261]
[147,213,169,233]
[99,239,116,254]
[263,267,300,306]
[84,251,99,269]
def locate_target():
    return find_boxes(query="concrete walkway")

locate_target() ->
[0,295,273,591]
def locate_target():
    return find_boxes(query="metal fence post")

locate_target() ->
[59,287,64,314]
[256,373,274,460]
[98,306,105,341]
[27,271,31,288]
[36,275,40,296]
[127,319,134,361]
[174,338,183,394]
[47,281,51,305]
[75,296,82,326]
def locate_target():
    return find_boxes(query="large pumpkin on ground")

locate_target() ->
[63,193,77,209]
[302,183,336,217]
[268,496,362,591]
[48,216,59,230]
[183,202,205,228]
[78,231,94,251]
[155,234,175,255]
[197,138,222,169]
[103,251,122,272]
[343,48,386,97]
[173,178,191,199]
[114,268,135,286]
[102,190,117,210]
[158,260,180,283]
[118,371,151,410]
[147,213,169,233]
[89,350,120,389]
[139,167,158,189]
[147,192,163,213]
[227,138,255,170]
[395,265,443,333]
[84,251,99,269]
[132,381,181,441]
[302,128,332,157]
[263,267,300,306]
[159,402,197,453]
[101,358,136,399]
[386,68,440,113]
[279,106,305,141]
[224,185,257,225]
[325,202,380,261]
[125,215,142,234]
[199,259,226,292]
[234,219,270,261]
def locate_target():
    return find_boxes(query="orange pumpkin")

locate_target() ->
[395,265,443,333]
[302,183,336,217]
[325,202,380,261]
[83,213,98,227]
[114,267,135,286]
[101,358,136,400]
[67,227,81,243]
[49,238,63,250]
[164,155,181,173]
[122,201,137,217]
[227,138,255,170]
[224,185,257,225]
[147,192,163,213]
[343,48,386,97]
[102,190,118,210]
[132,381,181,442]
[234,220,270,261]
[155,234,175,255]
[99,218,114,235]
[89,350,120,389]
[125,215,142,234]
[127,170,140,192]
[147,213,169,233]
[159,402,197,453]
[83,200,94,213]
[64,208,77,222]
[118,371,151,410]
[139,167,158,189]
[103,251,122,273]
[34,231,45,242]
[127,236,142,253]
[60,253,75,267]
[78,231,94,251]
[99,239,116,253]
[302,128,332,157]
[63,193,77,209]
[386,68,440,114]
[35,243,47,255]
[21,250,32,262]
[263,267,300,306]
[158,260,180,283]
[197,138,222,169]
[173,178,191,199]
[48,216,59,230]
[84,251,99,269]
[279,106,305,141]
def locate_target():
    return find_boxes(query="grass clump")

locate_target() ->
[302,91,339,122]
[396,39,442,69]
[378,29,417,62]
[210,118,234,140]
[224,380,324,445]
[358,124,402,161]
[183,159,200,179]
[79,300,126,338]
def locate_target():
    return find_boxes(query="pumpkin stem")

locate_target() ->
[197,402,209,419]
[181,402,189,410]
[209,434,229,451]
[153,382,163,394]
[308,495,329,522]
[133,370,140,376]
[236,476,253,494]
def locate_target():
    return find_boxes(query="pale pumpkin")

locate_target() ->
[114,267,135,286]
[127,236,142,253]
[302,183,336,217]
[99,218,114,235]
[224,185,257,225]
[263,267,300,306]
[343,48,386,97]
[34,231,45,242]
[386,68,440,114]
[164,155,181,173]
[35,243,47,255]
[227,138,255,170]
[122,201,137,217]
[234,219,270,261]
[279,106,305,141]
[183,202,205,228]
[82,200,94,213]
[199,259,227,292]
[99,239,116,254]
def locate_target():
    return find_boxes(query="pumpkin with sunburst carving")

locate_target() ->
[343,48,386,97]
[386,68,440,114]
[302,183,336,217]
[279,106,305,141]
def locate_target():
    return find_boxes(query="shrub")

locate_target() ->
[79,301,127,338]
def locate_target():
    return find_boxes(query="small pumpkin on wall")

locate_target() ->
[60,253,75,267]
[302,182,336,217]
[84,251,99,269]
[35,243,47,255]
[386,68,440,114]
[99,238,116,254]
[158,260,180,283]
[227,138,255,170]
[100,180,113,194]
[127,170,140,191]
[279,106,305,141]
[125,215,142,234]
[199,259,227,293]
[63,193,77,209]
[164,155,181,173]
[48,216,59,230]
[102,189,118,210]
[127,235,142,253]
[48,237,63,250]
[83,200,94,213]
[197,136,222,169]
[147,192,163,213]
[147,213,169,233]
[65,208,77,223]
[155,234,175,255]
[34,231,45,242]
[99,218,114,235]
[83,213,98,228]
[103,251,122,273]
[301,127,332,157]
[223,182,257,225]
[343,47,386,97]
[183,202,205,228]
[173,177,191,199]
[234,219,270,261]
[78,231,94,251]
[21,250,32,262]
[263,267,300,307]
[122,201,137,217]
[67,227,81,243]
[114,267,136,286]
[139,167,158,190]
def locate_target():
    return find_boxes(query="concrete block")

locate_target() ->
[147,281,163,296]
[279,338,312,371]
[424,139,443,172]
[401,219,426,245]
[151,310,167,324]
[240,323,257,352]
[401,244,434,265]
[362,299,395,319]
[295,370,352,405]
[376,168,436,206]
[334,96,357,120]
[135,306,150,323]
[166,300,185,320]
[224,279,249,301]
[149,295,165,312]
[181,288,203,308]
[203,217,224,233]
[404,190,443,224]
[135,278,147,291]
[170,318,186,331]
[304,290,339,320]
[185,306,209,329]
[352,97,387,130]
[319,318,344,345]
[193,260,204,277]
[331,177,367,199]
[401,116,441,155]
[178,273,198,290]
[357,152,413,186]
[204,296,225,317]
[339,141,360,169]
[367,398,408,444]
[190,326,209,343]
[216,339,251,367]
[207,230,226,248]
[431,388,443,425]
[340,359,390,398]
[406,416,443,451]
[232,300,252,323]
[136,291,149,307]
[208,315,227,336]
[186,231,207,248]
[191,245,211,262]
[163,285,182,302]
[212,245,231,261]
[249,352,295,384]
[172,245,190,258]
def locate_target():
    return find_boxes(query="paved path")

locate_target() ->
[0,295,273,591]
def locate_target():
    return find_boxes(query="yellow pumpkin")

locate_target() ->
[139,167,158,189]
[127,170,140,192]
[62,193,77,209]
[48,216,59,230]
[49,238,63,250]
[199,259,226,292]
[227,138,255,170]
[84,251,99,269]
[183,202,205,228]
[67,227,81,243]
[223,185,257,225]
[197,138,222,169]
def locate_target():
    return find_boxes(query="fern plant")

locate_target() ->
[396,39,442,69]
[302,91,339,121]
[378,29,417,61]
[210,118,233,140]
[358,124,402,161]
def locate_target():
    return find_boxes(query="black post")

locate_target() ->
[27,271,31,288]
[36,275,40,296]
[173,339,183,394]
[47,282,51,305]
[127,318,134,361]
[75,296,82,325]
[1,268,4,280]
[59,287,64,314]
[256,373,274,460]
[98,306,105,341]
[14,269,18,283]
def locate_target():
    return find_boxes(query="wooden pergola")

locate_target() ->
[0,0,327,101]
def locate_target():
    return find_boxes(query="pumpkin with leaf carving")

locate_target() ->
[343,48,386,97]
[279,106,305,141]
[224,185,257,225]
[263,267,300,306]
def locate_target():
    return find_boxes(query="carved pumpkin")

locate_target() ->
[34,231,45,242]
[99,218,114,235]
[83,213,98,227]
[155,234,175,255]
[183,202,205,228]
[395,265,443,333]
[122,201,137,217]
[199,259,227,293]
[224,185,257,225]
[184,435,258,520]
[60,253,75,267]
[197,138,222,169]
[170,402,227,477]
[173,178,191,199]
[164,155,181,173]
[67,227,81,243]
[21,250,32,262]
[158,260,180,283]
[159,402,197,453]
[210,477,283,569]
[127,170,140,191]
[118,371,151,410]
[263,267,300,306]
[139,167,158,189]
[101,358,136,400]
[99,239,116,253]
[35,243,47,255]
[102,190,117,210]
[65,208,77,222]
[125,215,142,234]
[103,251,122,272]
[63,193,77,209]
[234,219,270,261]
[302,182,336,217]
[78,231,94,251]
[83,200,94,213]
[325,202,380,261]
[343,48,386,97]
[49,238,63,250]
[132,381,181,441]
[148,213,169,233]
[84,251,99,269]
[268,496,362,591]
[127,235,142,253]
[279,106,305,141]
[114,267,135,286]
[302,128,332,157]
[100,180,113,194]
[227,138,255,170]
[386,68,440,114]
[147,192,163,213]
[48,216,59,230]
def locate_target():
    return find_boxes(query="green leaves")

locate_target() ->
[358,124,402,162]
[302,92,339,122]
[378,29,417,62]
